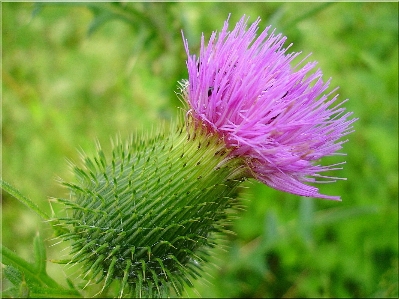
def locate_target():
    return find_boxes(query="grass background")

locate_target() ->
[2,2,398,297]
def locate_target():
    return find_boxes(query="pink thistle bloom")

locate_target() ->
[182,15,357,200]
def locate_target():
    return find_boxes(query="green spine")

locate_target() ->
[57,122,246,297]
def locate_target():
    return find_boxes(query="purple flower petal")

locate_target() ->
[182,15,357,200]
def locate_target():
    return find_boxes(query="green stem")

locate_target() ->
[3,245,59,290]
[282,2,335,31]
[1,244,81,297]
[1,179,50,220]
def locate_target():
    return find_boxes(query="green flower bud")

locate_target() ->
[56,119,247,297]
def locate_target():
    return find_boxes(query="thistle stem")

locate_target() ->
[1,179,50,221]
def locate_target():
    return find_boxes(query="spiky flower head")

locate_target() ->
[55,15,357,298]
[182,15,357,200]
[58,126,245,298]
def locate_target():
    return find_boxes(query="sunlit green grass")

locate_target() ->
[2,2,398,297]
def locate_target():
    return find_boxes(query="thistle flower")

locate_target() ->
[182,15,357,200]
[56,15,356,298]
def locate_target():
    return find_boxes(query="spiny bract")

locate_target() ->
[57,122,246,297]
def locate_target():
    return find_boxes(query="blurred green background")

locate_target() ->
[2,2,398,298]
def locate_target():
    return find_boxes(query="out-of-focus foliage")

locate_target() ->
[2,2,398,298]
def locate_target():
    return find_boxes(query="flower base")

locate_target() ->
[57,120,246,297]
